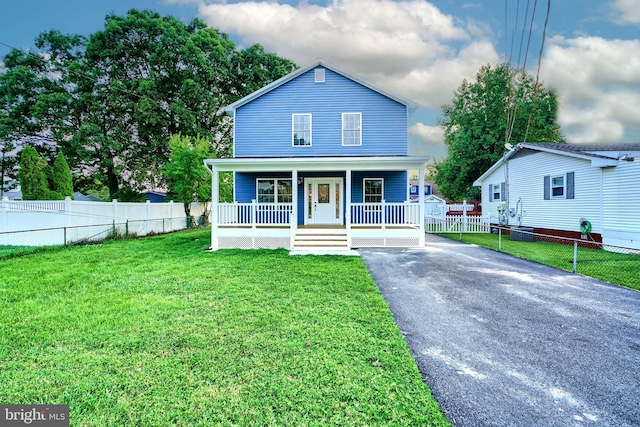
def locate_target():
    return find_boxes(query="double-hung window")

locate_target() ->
[292,114,311,146]
[543,172,575,200]
[364,178,383,203]
[551,175,564,197]
[492,184,501,201]
[342,113,362,146]
[257,179,292,203]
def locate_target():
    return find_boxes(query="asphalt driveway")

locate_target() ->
[359,234,640,427]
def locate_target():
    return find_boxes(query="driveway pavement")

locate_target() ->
[359,234,640,427]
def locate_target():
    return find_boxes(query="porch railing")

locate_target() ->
[350,202,421,227]
[218,202,293,226]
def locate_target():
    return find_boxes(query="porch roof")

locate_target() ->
[204,156,430,172]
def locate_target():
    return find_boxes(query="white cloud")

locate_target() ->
[609,0,640,25]
[540,36,640,142]
[409,122,446,158]
[196,0,498,109]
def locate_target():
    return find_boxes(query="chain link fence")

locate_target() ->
[0,216,206,260]
[439,225,639,289]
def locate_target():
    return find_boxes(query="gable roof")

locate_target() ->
[473,142,640,186]
[223,58,419,116]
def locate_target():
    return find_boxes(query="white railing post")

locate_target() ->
[251,199,257,229]
[346,170,352,248]
[381,200,386,229]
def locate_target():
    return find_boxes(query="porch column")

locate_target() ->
[418,167,425,246]
[346,169,352,247]
[291,170,298,249]
[211,166,219,250]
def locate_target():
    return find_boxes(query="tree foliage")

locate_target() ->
[51,151,74,199]
[0,9,296,199]
[163,134,227,221]
[18,145,49,200]
[435,63,563,201]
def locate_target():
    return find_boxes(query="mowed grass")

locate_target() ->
[441,233,640,291]
[0,229,449,426]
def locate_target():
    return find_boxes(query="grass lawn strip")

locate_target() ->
[0,229,449,426]
[440,233,639,291]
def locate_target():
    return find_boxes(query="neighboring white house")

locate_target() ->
[473,142,640,249]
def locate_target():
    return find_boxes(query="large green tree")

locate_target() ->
[0,9,296,200]
[435,63,563,201]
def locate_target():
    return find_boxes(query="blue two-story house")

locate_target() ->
[204,59,429,252]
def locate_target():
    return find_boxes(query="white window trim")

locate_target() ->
[256,178,293,204]
[363,178,384,203]
[342,112,362,146]
[492,183,501,202]
[292,114,312,147]
[314,68,325,83]
[551,175,565,198]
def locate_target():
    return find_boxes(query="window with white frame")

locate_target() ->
[257,179,292,203]
[364,178,383,203]
[292,114,311,146]
[551,175,564,197]
[492,183,501,201]
[314,68,325,83]
[342,113,362,146]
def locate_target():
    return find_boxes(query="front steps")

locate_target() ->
[291,228,356,255]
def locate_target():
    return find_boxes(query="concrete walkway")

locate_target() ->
[359,234,640,427]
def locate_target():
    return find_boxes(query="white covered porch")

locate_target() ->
[204,156,430,251]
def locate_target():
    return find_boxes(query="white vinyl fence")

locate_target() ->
[0,197,209,247]
[425,215,491,234]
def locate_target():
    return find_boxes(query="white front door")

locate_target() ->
[305,178,343,225]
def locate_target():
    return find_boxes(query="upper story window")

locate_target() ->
[364,178,383,203]
[292,114,311,146]
[314,68,325,83]
[342,113,362,146]
[257,179,292,203]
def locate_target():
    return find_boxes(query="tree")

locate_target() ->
[0,9,296,199]
[163,134,217,222]
[435,63,563,201]
[18,145,49,200]
[51,151,74,199]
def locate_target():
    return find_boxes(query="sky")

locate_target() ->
[2,0,639,160]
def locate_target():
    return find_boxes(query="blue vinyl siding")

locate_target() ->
[351,171,407,203]
[234,67,407,157]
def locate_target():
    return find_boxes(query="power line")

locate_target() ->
[523,0,552,143]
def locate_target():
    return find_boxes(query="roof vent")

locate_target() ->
[315,68,325,83]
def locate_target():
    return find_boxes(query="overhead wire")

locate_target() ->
[523,0,551,143]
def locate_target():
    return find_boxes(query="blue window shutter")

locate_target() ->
[488,184,492,201]
[544,175,550,200]
[566,172,575,199]
[501,182,506,201]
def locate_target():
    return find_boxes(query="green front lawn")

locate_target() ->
[441,233,640,291]
[0,229,448,426]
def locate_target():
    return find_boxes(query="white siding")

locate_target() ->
[602,160,640,248]
[508,151,602,233]
[480,164,506,224]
